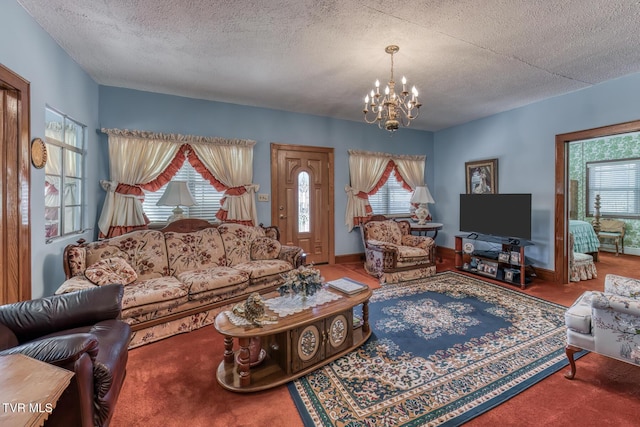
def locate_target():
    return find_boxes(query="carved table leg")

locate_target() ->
[237,337,251,387]
[565,345,580,379]
[362,301,370,334]
[223,337,234,364]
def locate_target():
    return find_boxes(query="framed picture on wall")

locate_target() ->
[465,158,498,194]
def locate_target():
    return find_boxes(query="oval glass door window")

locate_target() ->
[298,171,310,233]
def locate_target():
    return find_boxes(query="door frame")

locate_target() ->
[554,119,640,283]
[270,143,335,264]
[0,64,31,303]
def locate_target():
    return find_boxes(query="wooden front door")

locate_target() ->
[270,144,334,264]
[0,65,31,304]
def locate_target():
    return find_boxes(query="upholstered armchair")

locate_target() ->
[565,274,640,379]
[360,217,436,284]
[0,284,131,426]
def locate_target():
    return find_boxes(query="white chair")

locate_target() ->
[564,274,640,379]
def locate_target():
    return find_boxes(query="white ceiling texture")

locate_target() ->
[17,0,640,131]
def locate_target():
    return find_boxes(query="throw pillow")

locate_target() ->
[85,257,137,286]
[250,237,281,260]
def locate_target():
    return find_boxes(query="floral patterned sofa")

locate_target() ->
[565,274,640,379]
[56,219,305,348]
[360,217,436,284]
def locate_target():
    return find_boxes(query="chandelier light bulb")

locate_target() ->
[375,80,380,87]
[412,86,418,96]
[402,76,407,85]
[385,86,390,95]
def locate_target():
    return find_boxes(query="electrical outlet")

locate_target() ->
[257,193,269,202]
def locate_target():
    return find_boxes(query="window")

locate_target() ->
[587,158,640,218]
[44,107,86,241]
[368,170,413,215]
[142,161,224,222]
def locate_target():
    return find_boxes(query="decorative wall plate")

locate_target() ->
[463,242,475,254]
[31,137,47,169]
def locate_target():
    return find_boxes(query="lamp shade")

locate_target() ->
[156,181,197,207]
[410,185,435,205]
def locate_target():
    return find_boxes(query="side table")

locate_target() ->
[0,354,74,427]
[409,222,443,238]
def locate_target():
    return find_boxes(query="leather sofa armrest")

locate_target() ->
[0,333,99,367]
[0,284,124,343]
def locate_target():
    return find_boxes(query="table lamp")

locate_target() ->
[156,181,197,222]
[410,185,435,225]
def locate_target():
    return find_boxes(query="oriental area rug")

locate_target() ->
[289,271,577,427]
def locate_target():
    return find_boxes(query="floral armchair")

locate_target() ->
[565,274,640,379]
[359,218,436,284]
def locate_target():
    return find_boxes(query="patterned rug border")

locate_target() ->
[289,271,587,427]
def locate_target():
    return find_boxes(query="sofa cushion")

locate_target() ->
[233,259,293,280]
[86,230,169,280]
[66,246,87,277]
[85,257,138,286]
[218,223,266,266]
[251,237,281,260]
[396,245,429,261]
[565,291,593,334]
[177,267,249,300]
[165,228,227,276]
[121,277,189,317]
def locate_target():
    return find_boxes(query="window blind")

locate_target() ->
[368,170,413,215]
[143,162,223,222]
[587,158,640,217]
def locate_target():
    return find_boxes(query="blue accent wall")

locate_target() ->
[434,73,640,269]
[1,1,100,297]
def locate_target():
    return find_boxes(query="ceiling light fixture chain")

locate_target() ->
[363,45,422,132]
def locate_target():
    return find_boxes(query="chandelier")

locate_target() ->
[363,45,421,132]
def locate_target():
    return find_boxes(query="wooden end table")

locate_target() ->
[0,354,74,427]
[214,285,372,392]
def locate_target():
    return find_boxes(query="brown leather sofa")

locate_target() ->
[0,284,131,427]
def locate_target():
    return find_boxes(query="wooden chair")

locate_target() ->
[594,219,625,256]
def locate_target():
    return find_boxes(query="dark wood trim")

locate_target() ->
[555,119,640,284]
[0,64,31,303]
[335,253,364,264]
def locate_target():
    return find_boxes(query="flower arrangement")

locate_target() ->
[278,265,324,298]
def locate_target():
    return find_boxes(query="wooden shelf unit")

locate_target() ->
[455,233,535,289]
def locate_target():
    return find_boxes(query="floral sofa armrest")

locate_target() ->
[604,274,640,298]
[401,235,434,250]
[56,276,98,295]
[279,245,306,268]
[592,292,640,318]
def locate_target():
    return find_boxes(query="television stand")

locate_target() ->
[454,233,535,289]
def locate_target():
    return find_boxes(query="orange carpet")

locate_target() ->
[112,252,640,426]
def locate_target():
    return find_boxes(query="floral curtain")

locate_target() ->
[344,150,426,231]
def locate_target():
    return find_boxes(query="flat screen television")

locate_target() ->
[459,193,532,240]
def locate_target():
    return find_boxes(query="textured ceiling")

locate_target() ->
[17,0,640,131]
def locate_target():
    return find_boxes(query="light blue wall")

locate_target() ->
[1,1,100,297]
[434,72,640,270]
[98,87,435,257]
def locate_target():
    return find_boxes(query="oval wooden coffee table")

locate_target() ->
[214,285,372,392]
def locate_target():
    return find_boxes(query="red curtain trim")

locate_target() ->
[215,209,253,226]
[139,146,188,192]
[367,160,396,196]
[392,163,415,192]
[115,183,144,196]
[188,149,228,192]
